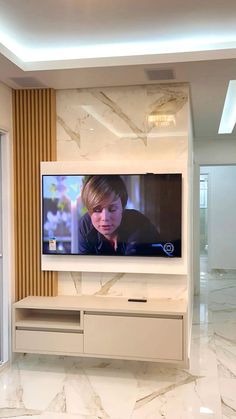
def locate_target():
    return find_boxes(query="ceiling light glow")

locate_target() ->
[218,80,236,134]
[1,32,236,63]
[200,406,214,414]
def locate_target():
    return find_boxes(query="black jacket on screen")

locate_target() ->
[78,209,164,256]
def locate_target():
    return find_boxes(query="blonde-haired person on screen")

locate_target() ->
[78,175,161,256]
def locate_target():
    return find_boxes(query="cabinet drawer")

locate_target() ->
[15,330,83,355]
[84,314,183,361]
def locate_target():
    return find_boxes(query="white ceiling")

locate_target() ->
[1,0,236,141]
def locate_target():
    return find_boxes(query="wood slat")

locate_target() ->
[13,88,58,300]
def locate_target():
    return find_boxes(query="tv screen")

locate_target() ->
[42,173,182,257]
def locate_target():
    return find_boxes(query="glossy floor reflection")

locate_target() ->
[194,257,236,419]
[0,260,236,418]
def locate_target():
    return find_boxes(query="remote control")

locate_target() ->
[128,298,147,303]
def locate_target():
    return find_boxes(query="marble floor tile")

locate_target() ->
[220,378,236,418]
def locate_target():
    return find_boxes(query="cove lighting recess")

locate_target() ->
[1,32,236,63]
[218,80,236,134]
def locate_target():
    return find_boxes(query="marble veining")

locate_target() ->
[56,84,189,162]
[58,272,82,296]
[148,86,187,120]
[58,272,187,301]
[93,273,125,296]
[57,115,81,148]
[0,358,216,418]
[90,90,147,144]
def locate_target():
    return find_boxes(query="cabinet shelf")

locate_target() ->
[14,308,82,331]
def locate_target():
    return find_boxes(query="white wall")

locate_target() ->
[0,83,12,132]
[0,82,13,362]
[194,138,236,165]
[202,165,236,270]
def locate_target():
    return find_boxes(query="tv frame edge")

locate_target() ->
[41,161,188,275]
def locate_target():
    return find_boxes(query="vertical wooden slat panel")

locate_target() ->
[33,89,39,296]
[38,89,43,297]
[13,91,20,300]
[13,88,58,300]
[36,89,41,296]
[20,91,26,298]
[29,90,34,295]
[29,91,35,294]
[41,89,46,297]
[33,89,38,296]
[24,90,30,297]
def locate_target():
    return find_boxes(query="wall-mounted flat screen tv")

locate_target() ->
[42,173,182,257]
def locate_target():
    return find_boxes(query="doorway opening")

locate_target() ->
[199,172,208,274]
[199,164,236,276]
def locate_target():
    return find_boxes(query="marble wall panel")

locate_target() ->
[56,83,189,297]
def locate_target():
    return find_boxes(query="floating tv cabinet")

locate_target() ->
[12,295,188,366]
